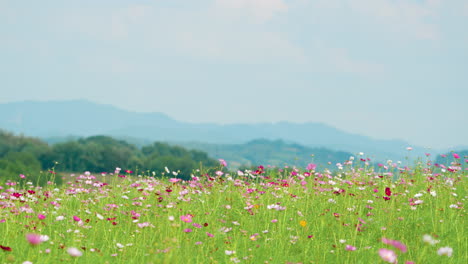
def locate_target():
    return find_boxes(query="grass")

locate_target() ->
[0,156,466,263]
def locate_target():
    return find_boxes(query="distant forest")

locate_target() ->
[0,130,217,184]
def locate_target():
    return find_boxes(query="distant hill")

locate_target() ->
[0,100,438,161]
[176,139,353,170]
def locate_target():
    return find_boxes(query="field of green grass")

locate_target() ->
[0,155,466,263]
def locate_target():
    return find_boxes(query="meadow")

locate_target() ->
[0,154,466,264]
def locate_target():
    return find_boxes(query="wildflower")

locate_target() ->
[137,222,150,228]
[116,243,124,249]
[183,228,192,233]
[299,220,307,227]
[422,234,439,245]
[453,153,460,159]
[180,214,193,223]
[22,261,32,264]
[26,234,42,245]
[67,247,83,257]
[339,239,346,243]
[225,250,235,255]
[437,247,453,257]
[306,163,317,171]
[219,159,227,167]
[345,245,356,251]
[382,238,407,253]
[0,245,12,251]
[379,248,397,263]
[206,232,214,237]
[56,216,65,221]
[169,178,181,183]
[385,187,392,196]
[37,214,46,220]
[73,216,81,222]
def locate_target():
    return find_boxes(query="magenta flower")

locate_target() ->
[183,228,193,233]
[382,238,407,253]
[453,153,460,159]
[206,232,214,237]
[385,187,392,196]
[306,163,317,171]
[73,216,81,222]
[345,245,357,251]
[379,248,397,263]
[180,214,193,223]
[38,214,46,220]
[26,233,42,245]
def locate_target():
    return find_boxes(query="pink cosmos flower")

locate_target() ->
[73,216,81,222]
[379,248,397,263]
[38,214,46,220]
[306,163,317,171]
[26,234,42,245]
[345,245,357,251]
[180,214,193,223]
[219,159,227,167]
[382,238,407,253]
[206,232,214,237]
[453,153,460,159]
[183,228,193,233]
[169,178,181,183]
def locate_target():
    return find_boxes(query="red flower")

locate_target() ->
[0,245,12,251]
[385,187,392,196]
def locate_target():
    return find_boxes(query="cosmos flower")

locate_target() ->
[67,247,83,257]
[379,248,397,263]
[437,247,453,257]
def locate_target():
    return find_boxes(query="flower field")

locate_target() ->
[0,155,466,264]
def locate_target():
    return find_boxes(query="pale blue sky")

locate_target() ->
[1,0,467,149]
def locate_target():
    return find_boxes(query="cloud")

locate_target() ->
[309,0,441,40]
[214,0,288,22]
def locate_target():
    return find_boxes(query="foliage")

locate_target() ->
[0,130,217,183]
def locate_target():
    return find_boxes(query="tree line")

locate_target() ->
[0,130,218,184]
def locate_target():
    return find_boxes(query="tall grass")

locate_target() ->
[0,155,466,263]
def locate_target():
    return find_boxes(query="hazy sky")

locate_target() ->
[1,0,467,149]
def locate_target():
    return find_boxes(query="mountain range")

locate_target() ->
[0,100,449,162]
